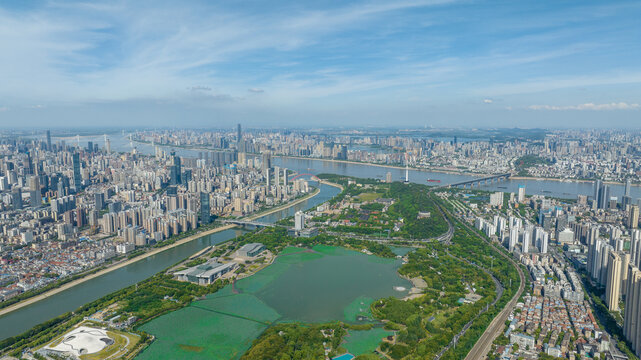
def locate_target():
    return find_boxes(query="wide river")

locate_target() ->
[1,135,638,340]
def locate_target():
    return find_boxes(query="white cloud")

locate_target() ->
[483,98,493,104]
[189,86,212,92]
[528,102,640,111]
[248,88,264,93]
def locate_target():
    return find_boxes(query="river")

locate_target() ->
[2,135,637,341]
[54,134,640,200]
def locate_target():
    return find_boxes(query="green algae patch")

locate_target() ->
[279,246,306,255]
[137,245,410,359]
[343,328,392,356]
[178,344,204,352]
[138,293,280,360]
[343,296,374,322]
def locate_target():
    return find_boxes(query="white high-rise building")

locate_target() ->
[518,185,526,203]
[490,192,503,207]
[540,232,548,254]
[632,229,641,268]
[294,211,305,231]
[623,265,641,358]
[509,227,519,252]
[522,226,532,254]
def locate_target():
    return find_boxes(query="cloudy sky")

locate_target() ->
[0,0,640,128]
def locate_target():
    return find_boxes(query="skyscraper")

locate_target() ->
[11,188,22,210]
[626,178,632,197]
[623,265,641,357]
[605,250,622,311]
[29,175,41,207]
[171,151,181,185]
[633,230,641,269]
[594,179,601,202]
[630,205,639,229]
[265,167,270,189]
[200,192,211,224]
[94,192,105,210]
[261,151,272,173]
[597,182,610,209]
[46,130,51,151]
[72,153,82,190]
[282,168,288,195]
[518,185,525,203]
[237,124,244,152]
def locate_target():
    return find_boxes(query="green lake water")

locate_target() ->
[137,245,411,360]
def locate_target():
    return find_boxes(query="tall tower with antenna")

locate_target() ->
[404,152,410,183]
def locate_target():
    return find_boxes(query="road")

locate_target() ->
[451,209,525,360]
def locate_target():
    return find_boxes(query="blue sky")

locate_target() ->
[0,0,640,128]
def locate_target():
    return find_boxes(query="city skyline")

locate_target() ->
[0,0,640,128]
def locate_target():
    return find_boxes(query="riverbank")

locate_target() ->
[130,139,637,187]
[276,154,484,177]
[0,187,323,319]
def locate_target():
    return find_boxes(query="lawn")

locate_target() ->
[357,192,382,202]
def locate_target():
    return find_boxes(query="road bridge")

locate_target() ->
[220,219,277,228]
[445,173,511,189]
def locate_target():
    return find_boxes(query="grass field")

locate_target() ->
[358,192,382,202]
[82,331,139,360]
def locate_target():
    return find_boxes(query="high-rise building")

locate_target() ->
[540,231,548,254]
[200,192,211,224]
[72,153,82,190]
[46,130,52,150]
[94,192,105,210]
[633,230,641,268]
[386,172,392,183]
[600,244,614,286]
[605,250,622,311]
[623,265,641,357]
[29,175,41,207]
[594,179,601,202]
[509,227,518,252]
[274,166,280,188]
[237,124,244,152]
[282,168,288,195]
[622,252,631,296]
[630,205,640,229]
[596,182,610,209]
[171,151,181,185]
[11,188,22,210]
[294,211,305,231]
[522,227,531,253]
[626,178,632,197]
[518,185,525,203]
[261,151,272,173]
[490,192,503,207]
